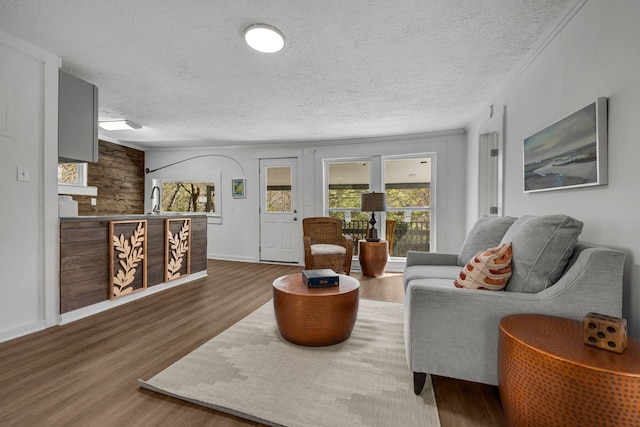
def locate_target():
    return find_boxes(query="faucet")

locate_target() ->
[151,185,160,214]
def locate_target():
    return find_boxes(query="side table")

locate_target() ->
[498,314,640,427]
[358,240,388,277]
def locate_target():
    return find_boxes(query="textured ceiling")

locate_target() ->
[0,0,575,149]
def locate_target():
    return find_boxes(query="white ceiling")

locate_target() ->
[0,0,576,149]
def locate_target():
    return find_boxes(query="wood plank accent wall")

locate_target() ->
[73,140,145,216]
[60,215,207,313]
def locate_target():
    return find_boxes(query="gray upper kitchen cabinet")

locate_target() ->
[58,70,98,163]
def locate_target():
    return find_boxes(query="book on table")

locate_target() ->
[302,269,339,287]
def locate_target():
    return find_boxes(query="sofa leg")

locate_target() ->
[413,372,427,395]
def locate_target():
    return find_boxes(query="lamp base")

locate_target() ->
[366,213,379,242]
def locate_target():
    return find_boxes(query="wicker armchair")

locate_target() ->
[385,220,397,256]
[302,217,353,275]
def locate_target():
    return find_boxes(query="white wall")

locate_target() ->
[0,31,60,342]
[145,148,265,263]
[466,0,640,338]
[145,131,467,265]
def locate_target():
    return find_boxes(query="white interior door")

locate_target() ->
[259,158,299,263]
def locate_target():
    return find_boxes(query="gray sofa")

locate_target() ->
[403,215,625,391]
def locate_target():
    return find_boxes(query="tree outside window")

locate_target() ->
[161,181,215,213]
[58,163,87,185]
[265,166,292,213]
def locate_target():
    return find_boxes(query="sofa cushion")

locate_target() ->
[406,277,459,291]
[457,216,517,266]
[403,265,462,290]
[310,244,346,255]
[454,242,512,290]
[501,214,583,293]
[404,265,462,281]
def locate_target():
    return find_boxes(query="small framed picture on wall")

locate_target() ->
[232,178,246,198]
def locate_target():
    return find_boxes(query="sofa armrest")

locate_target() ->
[405,251,459,267]
[531,246,625,316]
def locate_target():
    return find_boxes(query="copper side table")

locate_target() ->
[358,240,388,277]
[499,314,640,427]
[272,273,359,346]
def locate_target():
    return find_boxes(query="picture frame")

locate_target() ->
[523,97,608,193]
[232,178,246,198]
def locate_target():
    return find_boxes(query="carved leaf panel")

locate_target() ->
[109,220,147,299]
[165,218,191,282]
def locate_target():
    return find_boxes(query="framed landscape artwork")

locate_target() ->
[232,178,246,198]
[523,97,608,193]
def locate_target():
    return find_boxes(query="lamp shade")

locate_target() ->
[361,192,386,212]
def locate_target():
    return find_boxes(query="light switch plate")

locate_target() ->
[17,166,30,182]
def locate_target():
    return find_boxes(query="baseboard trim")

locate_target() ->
[207,253,258,263]
[352,259,405,273]
[0,320,47,344]
[207,255,405,272]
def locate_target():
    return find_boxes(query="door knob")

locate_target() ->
[293,217,298,221]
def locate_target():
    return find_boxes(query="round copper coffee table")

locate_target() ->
[272,273,359,346]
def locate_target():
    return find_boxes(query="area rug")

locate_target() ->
[139,299,440,427]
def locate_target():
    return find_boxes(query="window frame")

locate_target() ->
[323,153,435,258]
[382,153,435,257]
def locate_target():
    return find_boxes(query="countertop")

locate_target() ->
[59,213,207,222]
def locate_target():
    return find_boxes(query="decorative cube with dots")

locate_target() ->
[583,312,627,353]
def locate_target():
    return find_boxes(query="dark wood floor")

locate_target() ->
[0,259,506,426]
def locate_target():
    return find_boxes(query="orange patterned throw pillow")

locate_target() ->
[454,242,512,290]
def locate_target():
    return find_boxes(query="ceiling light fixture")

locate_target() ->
[98,120,142,131]
[244,24,285,53]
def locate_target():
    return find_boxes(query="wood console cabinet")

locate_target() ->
[60,214,207,313]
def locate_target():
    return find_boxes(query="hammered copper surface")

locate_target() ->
[272,273,360,346]
[359,240,388,277]
[498,314,640,427]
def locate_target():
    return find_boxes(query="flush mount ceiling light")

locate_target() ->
[98,120,142,131]
[244,24,285,53]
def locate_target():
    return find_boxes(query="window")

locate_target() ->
[58,163,83,185]
[326,160,371,254]
[384,157,432,256]
[58,162,97,196]
[160,181,216,214]
[265,166,292,213]
[324,155,434,258]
